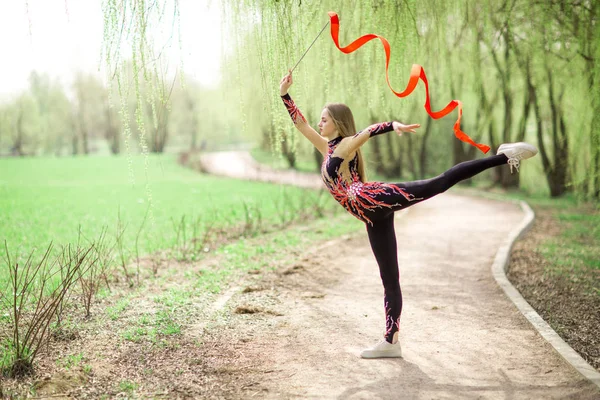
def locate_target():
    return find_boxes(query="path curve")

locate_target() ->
[197,151,600,399]
[198,151,322,189]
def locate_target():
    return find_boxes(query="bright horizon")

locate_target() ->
[0,0,224,101]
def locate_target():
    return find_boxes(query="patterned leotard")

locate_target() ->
[322,135,421,226]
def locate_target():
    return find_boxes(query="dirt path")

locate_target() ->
[198,151,322,189]
[198,151,600,399]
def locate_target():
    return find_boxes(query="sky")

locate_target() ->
[0,0,224,100]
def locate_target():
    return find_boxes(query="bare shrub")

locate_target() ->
[0,241,95,378]
[242,201,263,237]
[78,228,114,318]
[115,207,134,287]
[309,189,329,218]
[134,204,151,286]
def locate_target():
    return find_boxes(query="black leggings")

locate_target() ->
[366,154,507,343]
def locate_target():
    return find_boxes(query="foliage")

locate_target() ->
[0,73,73,156]
[1,0,597,201]
[219,0,599,199]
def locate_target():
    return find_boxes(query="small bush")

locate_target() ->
[0,240,97,377]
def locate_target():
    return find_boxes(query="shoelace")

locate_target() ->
[507,157,520,173]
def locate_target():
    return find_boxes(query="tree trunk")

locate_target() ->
[12,108,25,156]
[419,116,432,179]
[590,56,600,199]
[157,111,169,153]
[76,85,89,155]
[71,109,79,156]
[186,94,198,151]
[489,27,519,189]
[531,80,557,196]
[514,102,529,145]
[280,131,296,169]
[545,66,569,197]
[577,0,599,199]
[81,124,89,155]
[105,105,120,155]
[147,104,169,153]
[550,111,569,196]
[501,40,518,188]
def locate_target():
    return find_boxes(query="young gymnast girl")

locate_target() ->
[279,71,537,358]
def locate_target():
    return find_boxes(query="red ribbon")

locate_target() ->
[328,11,490,154]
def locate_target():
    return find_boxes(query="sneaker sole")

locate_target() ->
[497,143,538,159]
[360,351,403,359]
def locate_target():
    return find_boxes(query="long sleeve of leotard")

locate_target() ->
[281,93,307,124]
[354,122,394,138]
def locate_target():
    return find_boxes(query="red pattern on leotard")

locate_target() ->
[322,137,421,225]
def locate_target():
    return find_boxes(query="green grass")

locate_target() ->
[118,380,138,394]
[502,193,599,282]
[106,298,130,321]
[153,288,193,308]
[0,154,328,274]
[121,307,183,344]
[57,352,84,370]
[118,286,198,345]
[533,200,599,287]
[191,210,359,294]
[456,187,599,296]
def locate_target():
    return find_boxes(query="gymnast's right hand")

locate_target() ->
[279,71,293,96]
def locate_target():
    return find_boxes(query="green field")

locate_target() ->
[0,154,332,268]
[523,195,599,286]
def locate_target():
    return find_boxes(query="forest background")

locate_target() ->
[1,0,598,200]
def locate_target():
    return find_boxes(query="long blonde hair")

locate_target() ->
[324,103,367,182]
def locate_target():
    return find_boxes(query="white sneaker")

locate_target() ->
[497,142,538,173]
[360,339,403,359]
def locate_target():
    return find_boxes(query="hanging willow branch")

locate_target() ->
[218,0,422,161]
[100,0,185,229]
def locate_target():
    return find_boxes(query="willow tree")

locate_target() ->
[100,0,597,199]
[509,0,599,198]
[0,73,73,157]
[537,0,600,199]
[219,0,454,176]
[221,1,537,182]
[101,0,187,231]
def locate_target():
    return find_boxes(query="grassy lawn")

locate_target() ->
[533,199,599,288]
[497,191,599,289]
[0,154,332,273]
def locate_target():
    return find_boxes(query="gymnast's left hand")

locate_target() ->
[393,121,420,136]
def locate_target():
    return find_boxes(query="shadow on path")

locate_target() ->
[337,359,596,400]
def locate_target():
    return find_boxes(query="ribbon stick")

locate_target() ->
[290,21,330,73]
[327,11,490,154]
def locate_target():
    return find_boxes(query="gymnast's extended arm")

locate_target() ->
[341,121,420,155]
[279,73,328,156]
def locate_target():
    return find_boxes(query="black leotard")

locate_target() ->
[322,135,422,226]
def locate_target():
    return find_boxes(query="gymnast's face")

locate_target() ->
[319,109,338,139]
